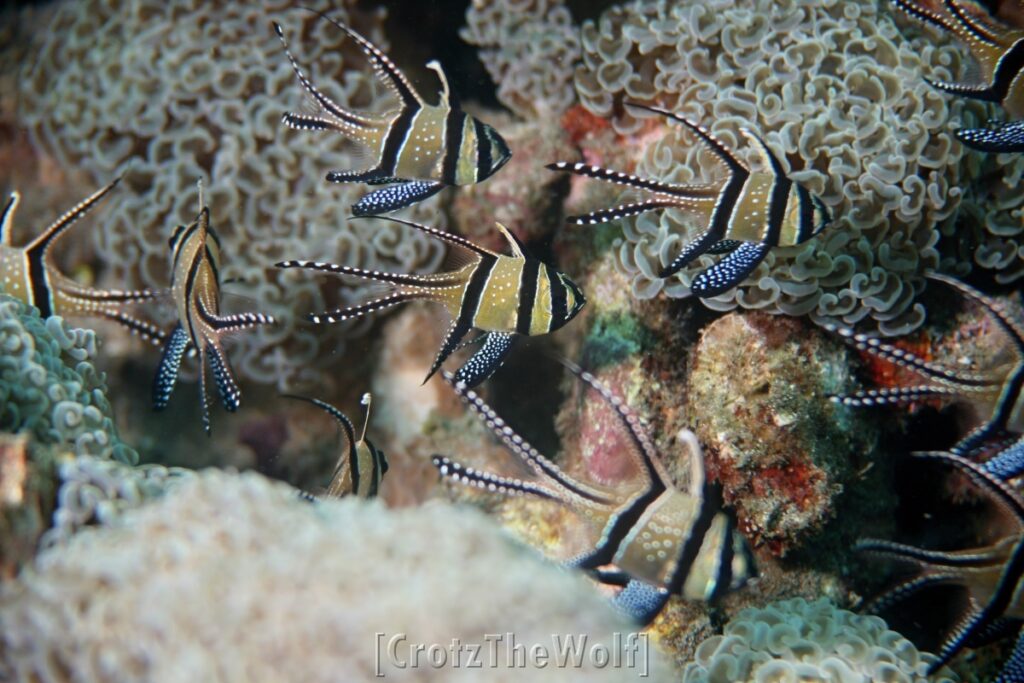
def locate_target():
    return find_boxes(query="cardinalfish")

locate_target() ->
[1,178,162,340]
[277,217,585,387]
[858,451,1024,680]
[273,11,511,216]
[830,273,1024,469]
[154,182,275,434]
[891,0,1024,117]
[547,103,831,298]
[285,393,388,498]
[432,364,755,624]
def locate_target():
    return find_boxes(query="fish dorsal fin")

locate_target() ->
[304,8,423,109]
[283,394,358,455]
[353,215,499,258]
[676,429,706,497]
[913,451,1024,527]
[25,177,121,257]
[740,128,787,177]
[425,60,458,108]
[624,102,748,175]
[561,359,672,491]
[495,222,526,259]
[944,0,1002,46]
[358,392,372,444]
[1,191,20,246]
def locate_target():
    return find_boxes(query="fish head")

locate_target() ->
[476,121,512,182]
[552,272,586,331]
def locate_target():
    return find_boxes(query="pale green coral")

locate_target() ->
[15,0,446,390]
[572,0,998,336]
[0,293,136,464]
[683,598,957,683]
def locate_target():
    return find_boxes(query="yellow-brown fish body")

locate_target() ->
[432,364,755,623]
[155,194,274,433]
[286,394,388,498]
[892,0,1024,116]
[0,179,162,340]
[832,273,1024,465]
[858,451,1024,676]
[547,103,830,297]
[277,218,584,387]
[274,11,511,216]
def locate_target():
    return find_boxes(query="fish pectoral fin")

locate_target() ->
[351,181,445,216]
[24,177,121,256]
[566,200,680,227]
[153,324,190,411]
[925,75,1002,101]
[431,454,560,500]
[452,332,516,388]
[689,241,770,298]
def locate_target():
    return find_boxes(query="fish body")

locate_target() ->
[432,364,754,624]
[0,179,162,340]
[154,187,274,433]
[858,451,1024,678]
[276,218,584,387]
[892,0,1024,116]
[286,394,388,498]
[274,12,511,216]
[831,273,1024,467]
[547,103,830,298]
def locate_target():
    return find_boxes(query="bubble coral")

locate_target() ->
[571,0,1000,336]
[682,597,957,683]
[0,470,673,682]
[14,0,446,389]
[460,0,581,119]
[0,293,136,463]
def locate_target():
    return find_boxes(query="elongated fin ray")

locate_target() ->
[929,273,1024,355]
[283,395,356,455]
[832,385,966,407]
[25,177,121,256]
[432,454,561,500]
[891,0,962,35]
[1,191,19,246]
[198,347,212,435]
[424,319,471,383]
[97,310,167,347]
[913,451,1024,525]
[275,259,438,288]
[495,223,526,259]
[566,200,685,226]
[306,292,424,324]
[624,102,747,174]
[443,371,615,504]
[153,324,189,410]
[943,0,1001,45]
[300,8,422,108]
[859,572,962,614]
[740,128,786,175]
[823,322,994,387]
[545,161,712,197]
[352,215,498,258]
[855,538,1007,568]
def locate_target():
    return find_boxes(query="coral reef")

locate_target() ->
[567,0,1011,335]
[14,0,447,389]
[682,597,957,683]
[461,0,581,119]
[686,312,880,554]
[0,293,136,463]
[0,470,674,682]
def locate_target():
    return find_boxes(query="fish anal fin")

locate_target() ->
[351,181,444,216]
[453,331,516,387]
[153,324,189,411]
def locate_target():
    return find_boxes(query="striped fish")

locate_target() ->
[830,273,1024,466]
[285,392,388,498]
[892,0,1024,117]
[432,364,755,624]
[858,450,1024,679]
[154,183,275,434]
[273,11,511,216]
[276,217,585,387]
[547,102,831,298]
[0,178,163,342]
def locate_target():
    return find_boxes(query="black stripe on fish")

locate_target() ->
[546,264,567,332]
[474,117,491,184]
[379,106,420,178]
[430,255,496,381]
[441,109,466,186]
[796,185,816,244]
[516,257,540,335]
